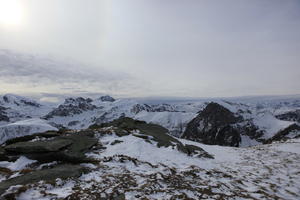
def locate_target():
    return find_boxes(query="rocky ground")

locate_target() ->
[0,118,299,199]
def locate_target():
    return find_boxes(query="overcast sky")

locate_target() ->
[0,0,299,98]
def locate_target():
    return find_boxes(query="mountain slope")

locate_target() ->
[0,125,299,199]
[182,102,243,147]
[0,118,58,144]
[182,102,298,147]
[0,94,53,125]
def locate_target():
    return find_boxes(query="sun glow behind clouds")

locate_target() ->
[0,0,24,27]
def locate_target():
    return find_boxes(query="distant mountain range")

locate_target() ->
[0,93,299,146]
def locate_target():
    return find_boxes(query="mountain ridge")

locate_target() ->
[0,93,299,146]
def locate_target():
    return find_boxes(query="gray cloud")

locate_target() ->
[0,49,148,96]
[0,49,117,82]
[0,0,299,97]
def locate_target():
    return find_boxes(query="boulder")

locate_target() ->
[4,139,73,154]
[4,131,60,145]
[110,140,123,145]
[184,144,214,159]
[0,164,88,195]
[3,130,98,163]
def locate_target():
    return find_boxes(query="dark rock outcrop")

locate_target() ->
[0,106,9,122]
[68,120,80,126]
[3,130,98,163]
[5,139,73,154]
[44,97,97,119]
[131,103,176,114]
[182,102,242,147]
[265,124,300,144]
[131,104,153,114]
[4,131,60,145]
[276,110,300,123]
[99,95,115,102]
[0,129,99,195]
[0,147,8,161]
[0,164,88,195]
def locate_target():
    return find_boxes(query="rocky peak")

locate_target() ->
[64,97,93,105]
[131,104,152,114]
[131,103,176,114]
[0,94,41,108]
[44,97,97,119]
[182,102,242,147]
[98,95,115,102]
[151,104,176,112]
[200,102,241,126]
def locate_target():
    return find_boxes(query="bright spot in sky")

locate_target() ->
[0,0,24,27]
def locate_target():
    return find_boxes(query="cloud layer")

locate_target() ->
[0,0,299,97]
[0,49,147,97]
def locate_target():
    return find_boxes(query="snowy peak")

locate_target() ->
[64,97,93,106]
[0,94,41,108]
[0,94,51,125]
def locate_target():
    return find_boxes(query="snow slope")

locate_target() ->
[80,137,300,199]
[10,133,300,199]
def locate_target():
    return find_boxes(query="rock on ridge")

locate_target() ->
[98,95,115,102]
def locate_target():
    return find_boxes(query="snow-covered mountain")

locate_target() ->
[0,93,299,146]
[0,118,57,144]
[0,94,53,126]
[44,97,199,137]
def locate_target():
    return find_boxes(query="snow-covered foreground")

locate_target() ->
[14,134,300,200]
